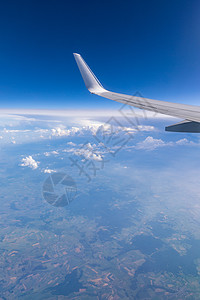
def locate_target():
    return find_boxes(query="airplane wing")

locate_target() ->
[73,53,200,132]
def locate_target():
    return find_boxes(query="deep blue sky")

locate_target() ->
[0,0,199,109]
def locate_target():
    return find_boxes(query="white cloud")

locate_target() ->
[44,152,50,157]
[67,141,76,146]
[134,136,197,151]
[0,116,156,147]
[3,128,30,133]
[0,108,177,119]
[138,125,155,131]
[122,125,155,133]
[72,143,103,161]
[175,138,194,146]
[76,120,110,134]
[34,129,49,133]
[62,148,75,153]
[43,168,56,174]
[51,126,80,137]
[44,150,59,156]
[52,150,59,155]
[51,121,111,138]
[20,156,39,170]
[135,136,173,150]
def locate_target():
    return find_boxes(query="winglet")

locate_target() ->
[73,53,105,94]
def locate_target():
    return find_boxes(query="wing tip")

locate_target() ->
[73,53,105,94]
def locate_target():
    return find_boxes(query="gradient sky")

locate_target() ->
[0,0,199,109]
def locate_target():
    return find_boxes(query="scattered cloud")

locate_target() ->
[135,136,197,151]
[0,113,157,147]
[52,150,59,155]
[49,120,154,139]
[44,152,50,157]
[76,120,110,134]
[67,141,76,146]
[20,156,39,170]
[3,128,31,133]
[122,125,155,133]
[44,150,59,156]
[43,168,56,174]
[51,127,80,137]
[74,143,103,161]
[135,136,172,150]
[138,125,155,131]
[175,138,194,146]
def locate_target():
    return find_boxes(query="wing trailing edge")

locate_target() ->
[165,120,200,133]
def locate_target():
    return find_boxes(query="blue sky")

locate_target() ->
[0,0,199,109]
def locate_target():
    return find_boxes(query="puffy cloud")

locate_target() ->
[135,136,173,150]
[70,143,103,161]
[76,119,155,134]
[0,116,156,147]
[51,127,80,137]
[76,120,108,134]
[43,168,56,174]
[44,150,59,156]
[20,156,39,170]
[135,136,196,151]
[44,152,50,157]
[67,141,76,146]
[175,138,194,146]
[50,121,117,138]
[52,150,59,155]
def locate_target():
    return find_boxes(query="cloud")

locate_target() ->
[0,113,156,148]
[50,120,139,139]
[44,152,50,157]
[122,125,155,133]
[138,125,155,131]
[44,150,59,156]
[20,156,39,169]
[34,129,49,133]
[67,141,76,146]
[68,142,103,161]
[3,128,31,133]
[76,120,110,134]
[51,127,80,137]
[52,150,59,155]
[175,138,194,146]
[135,136,197,151]
[43,168,56,174]
[50,122,110,137]
[135,136,173,150]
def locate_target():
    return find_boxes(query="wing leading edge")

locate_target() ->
[73,53,200,132]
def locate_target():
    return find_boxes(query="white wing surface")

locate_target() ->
[73,53,200,132]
